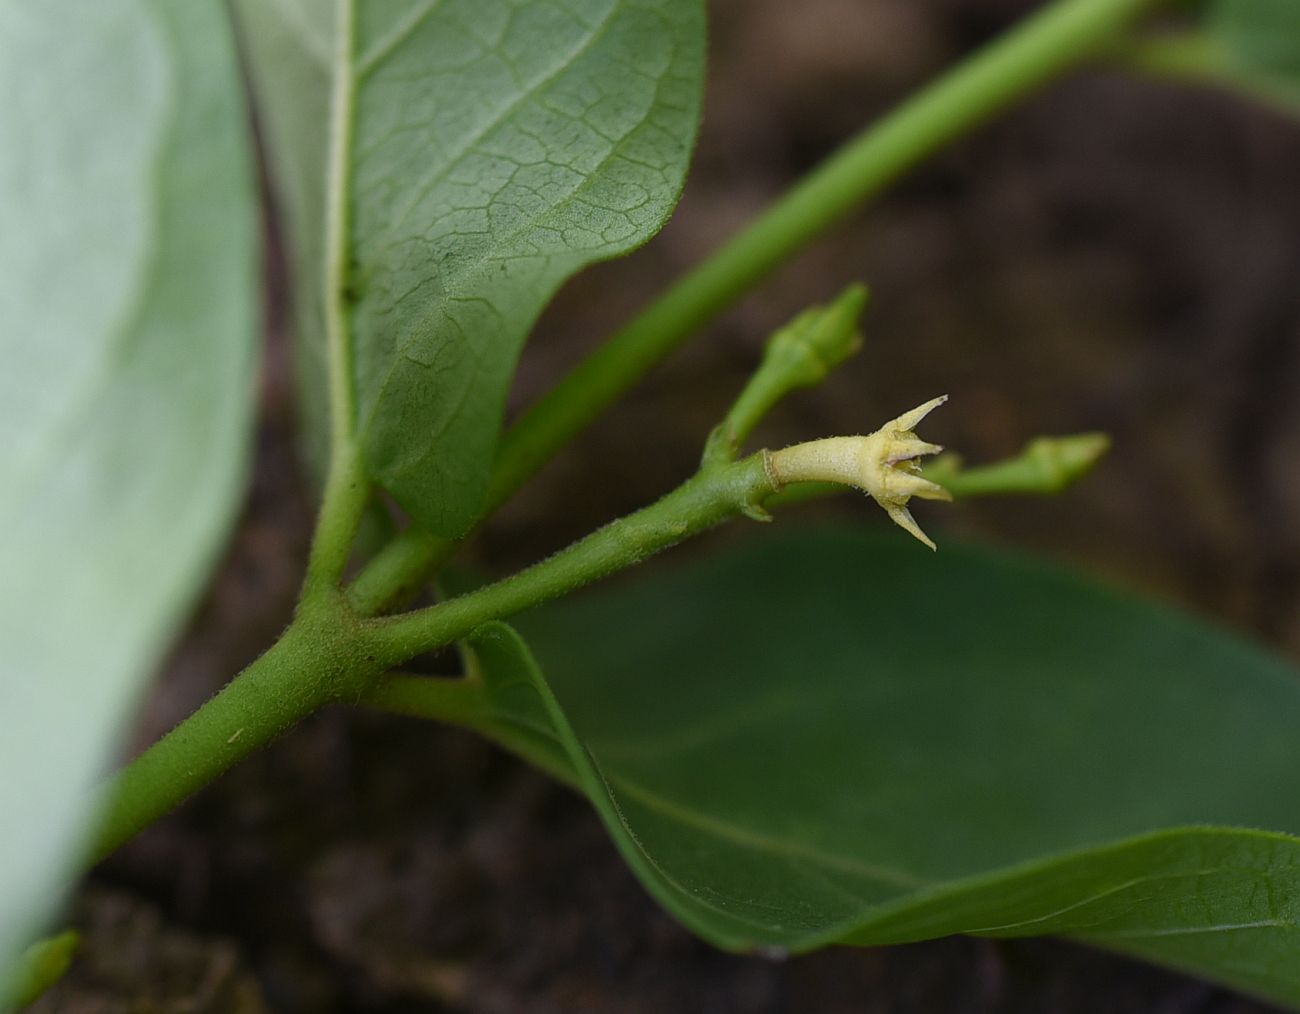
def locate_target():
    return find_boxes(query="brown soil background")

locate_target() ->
[37,0,1300,1010]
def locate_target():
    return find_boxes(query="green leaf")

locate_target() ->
[1212,0,1300,102]
[0,0,255,979]
[1137,0,1300,118]
[7,931,78,1008]
[493,529,1300,1007]
[236,0,706,535]
[463,623,580,787]
[1200,0,1300,116]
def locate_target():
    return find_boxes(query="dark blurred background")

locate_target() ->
[44,0,1300,1010]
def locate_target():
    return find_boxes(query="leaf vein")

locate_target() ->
[356,0,445,80]
[603,768,925,890]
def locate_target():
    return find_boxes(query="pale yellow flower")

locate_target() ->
[768,396,952,549]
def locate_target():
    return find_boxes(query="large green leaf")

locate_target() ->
[236,0,706,535]
[0,0,255,984]
[478,529,1300,1007]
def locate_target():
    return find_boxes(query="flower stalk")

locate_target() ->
[702,284,867,468]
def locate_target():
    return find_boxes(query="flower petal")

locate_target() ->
[885,504,937,550]
[888,395,948,433]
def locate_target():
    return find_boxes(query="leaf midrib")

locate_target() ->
[322,0,359,452]
[356,0,443,79]
[601,766,926,890]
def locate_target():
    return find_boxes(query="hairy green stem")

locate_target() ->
[347,523,453,615]
[363,672,491,729]
[303,452,370,598]
[95,423,1102,861]
[98,0,375,853]
[95,454,777,859]
[92,593,392,862]
[346,0,1161,615]
[702,284,867,469]
[366,454,776,662]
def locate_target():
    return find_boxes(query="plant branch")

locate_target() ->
[345,0,1163,615]
[345,279,862,611]
[923,433,1111,497]
[493,0,1155,498]
[304,451,371,600]
[91,593,395,862]
[94,453,778,860]
[365,454,778,663]
[702,284,866,470]
[362,672,491,729]
[347,523,453,615]
[94,426,1101,861]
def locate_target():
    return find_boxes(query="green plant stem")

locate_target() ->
[347,523,453,615]
[91,595,393,863]
[363,673,491,729]
[95,0,377,897]
[702,284,867,469]
[494,0,1153,494]
[94,454,777,860]
[923,433,1111,497]
[304,450,370,597]
[365,454,777,662]
[345,0,1162,616]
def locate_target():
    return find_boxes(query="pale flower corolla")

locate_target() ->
[768,396,951,549]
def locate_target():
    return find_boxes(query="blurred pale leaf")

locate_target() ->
[0,0,256,981]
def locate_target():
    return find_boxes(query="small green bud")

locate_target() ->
[703,284,871,469]
[763,283,868,389]
[924,432,1110,498]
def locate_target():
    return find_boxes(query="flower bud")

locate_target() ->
[768,396,951,549]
